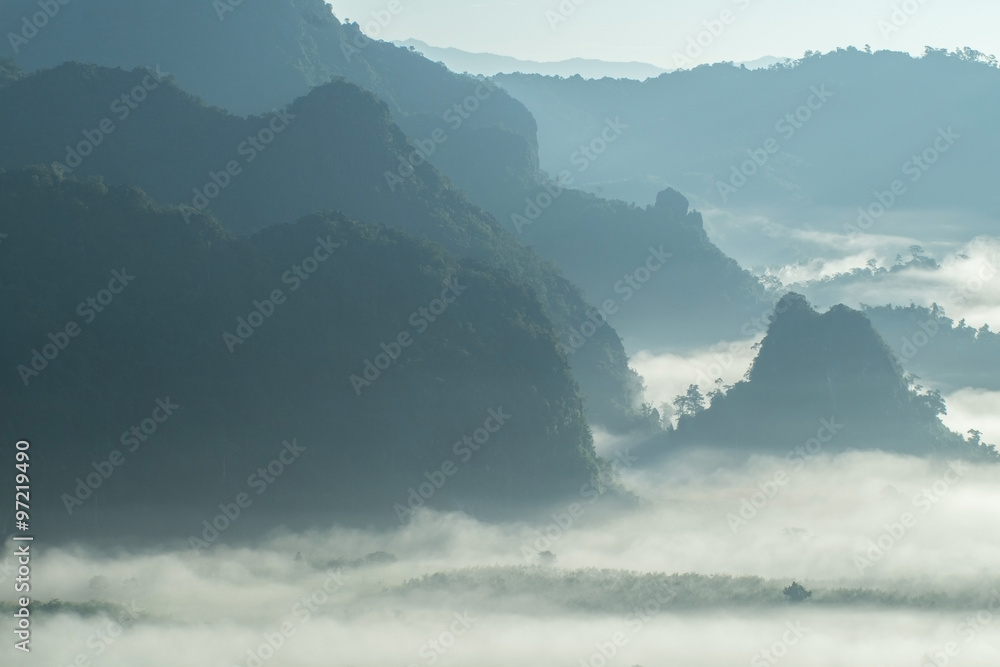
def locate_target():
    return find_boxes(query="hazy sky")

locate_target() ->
[329,0,999,68]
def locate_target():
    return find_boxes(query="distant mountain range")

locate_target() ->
[495,48,1000,228]
[395,40,787,80]
[395,39,669,80]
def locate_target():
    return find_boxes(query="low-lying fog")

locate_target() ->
[4,449,999,666]
[701,208,1000,328]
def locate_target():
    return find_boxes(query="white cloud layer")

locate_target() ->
[4,450,1000,665]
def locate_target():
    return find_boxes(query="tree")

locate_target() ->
[917,388,947,417]
[672,385,705,420]
[783,582,812,602]
[706,377,726,406]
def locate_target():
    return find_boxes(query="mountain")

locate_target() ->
[0,0,774,351]
[737,56,790,70]
[0,0,541,181]
[395,41,787,79]
[495,48,1000,227]
[0,167,615,538]
[0,62,651,429]
[655,294,996,459]
[486,186,771,350]
[395,40,669,80]
[864,304,1000,393]
[0,0,527,126]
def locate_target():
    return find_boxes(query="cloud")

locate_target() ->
[4,450,1000,665]
[940,388,1000,445]
[630,337,760,419]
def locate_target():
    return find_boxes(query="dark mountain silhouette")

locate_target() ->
[0,167,617,538]
[657,294,996,459]
[0,0,772,348]
[0,0,541,199]
[0,0,533,130]
[0,62,651,429]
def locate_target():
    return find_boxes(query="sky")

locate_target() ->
[328,0,1000,68]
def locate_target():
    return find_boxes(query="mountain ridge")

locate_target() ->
[655,293,997,460]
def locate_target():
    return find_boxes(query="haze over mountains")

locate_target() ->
[395,39,671,80]
[394,40,789,80]
[0,1,998,664]
[0,0,995,525]
[495,48,1000,219]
